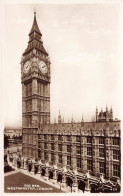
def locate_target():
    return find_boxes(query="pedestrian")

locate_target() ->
[36,165,38,174]
[82,180,85,193]
[34,165,37,174]
[29,162,32,172]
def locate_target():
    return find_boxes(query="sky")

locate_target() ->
[2,2,121,128]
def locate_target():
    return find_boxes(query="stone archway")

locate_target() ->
[41,168,45,176]
[66,176,73,187]
[57,173,62,182]
[34,164,39,174]
[17,159,21,168]
[78,180,86,193]
[49,170,53,179]
[28,162,32,172]
[90,182,100,193]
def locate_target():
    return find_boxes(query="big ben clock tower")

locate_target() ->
[21,12,50,158]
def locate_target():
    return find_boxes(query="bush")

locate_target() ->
[4,165,15,173]
[4,154,7,162]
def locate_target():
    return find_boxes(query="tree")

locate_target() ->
[4,134,9,149]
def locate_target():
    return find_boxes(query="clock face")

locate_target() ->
[23,61,30,74]
[39,61,48,74]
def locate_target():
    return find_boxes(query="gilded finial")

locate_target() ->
[34,7,36,15]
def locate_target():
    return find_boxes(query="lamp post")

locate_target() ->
[7,147,10,165]
[70,182,73,193]
[60,179,61,190]
[17,138,19,154]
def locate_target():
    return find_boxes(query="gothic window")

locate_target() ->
[30,101,32,111]
[51,143,54,151]
[87,147,92,156]
[37,83,40,95]
[45,87,48,96]
[26,100,31,112]
[51,153,54,162]
[67,145,71,153]
[58,135,62,141]
[51,135,54,140]
[43,85,45,96]
[99,148,105,158]
[58,144,62,151]
[44,135,47,140]
[76,146,81,154]
[38,142,41,149]
[39,83,41,95]
[99,137,105,144]
[44,151,47,160]
[29,135,32,144]
[23,148,25,155]
[38,149,41,159]
[58,155,62,164]
[26,118,28,126]
[26,135,29,143]
[87,137,92,144]
[26,83,32,97]
[99,162,105,174]
[67,156,71,166]
[44,142,47,149]
[76,136,81,142]
[38,100,41,112]
[25,148,28,155]
[87,159,93,171]
[29,117,32,126]
[113,164,120,177]
[23,134,26,143]
[26,101,29,112]
[66,135,71,141]
[113,150,119,160]
[113,138,120,146]
[41,84,43,95]
[76,158,81,168]
[26,84,28,96]
[29,83,32,95]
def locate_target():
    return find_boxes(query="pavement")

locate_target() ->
[6,162,84,193]
[4,170,19,177]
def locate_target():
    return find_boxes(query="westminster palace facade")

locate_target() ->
[21,12,121,189]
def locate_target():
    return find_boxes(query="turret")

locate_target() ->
[71,115,74,124]
[96,107,98,122]
[58,110,61,124]
[81,114,84,126]
[106,105,108,112]
[110,107,113,121]
[81,115,84,123]
[106,105,109,122]
[101,108,103,120]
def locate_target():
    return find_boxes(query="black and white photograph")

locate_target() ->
[2,0,122,194]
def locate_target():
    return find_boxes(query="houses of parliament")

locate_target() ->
[21,12,121,188]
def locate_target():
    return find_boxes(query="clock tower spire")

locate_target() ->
[29,11,42,36]
[21,12,51,158]
[23,12,48,56]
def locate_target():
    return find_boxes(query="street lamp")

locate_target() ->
[70,182,73,193]
[60,179,62,190]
